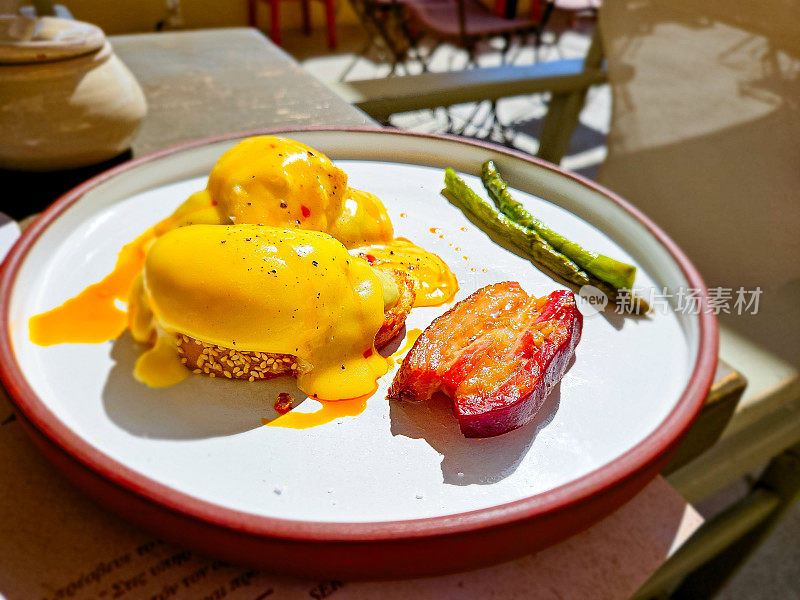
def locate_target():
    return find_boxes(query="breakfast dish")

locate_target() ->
[128,224,414,399]
[1,129,714,576]
[29,135,457,407]
[24,136,630,435]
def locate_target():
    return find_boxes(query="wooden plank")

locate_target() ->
[329,59,607,120]
[663,362,747,475]
[668,391,800,504]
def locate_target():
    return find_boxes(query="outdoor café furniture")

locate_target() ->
[404,0,554,64]
[249,0,338,48]
[347,0,554,77]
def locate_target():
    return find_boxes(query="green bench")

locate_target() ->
[328,33,608,164]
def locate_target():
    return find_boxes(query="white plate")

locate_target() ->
[0,129,716,575]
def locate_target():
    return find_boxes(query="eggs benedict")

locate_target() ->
[129,224,414,400]
[29,135,455,420]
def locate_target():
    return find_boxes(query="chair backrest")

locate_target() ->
[597,0,800,366]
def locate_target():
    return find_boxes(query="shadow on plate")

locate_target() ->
[389,377,563,486]
[102,333,298,440]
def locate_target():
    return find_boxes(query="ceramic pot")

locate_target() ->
[0,16,147,171]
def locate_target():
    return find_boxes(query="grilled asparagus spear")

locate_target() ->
[482,161,637,290]
[444,168,649,314]
[444,168,591,285]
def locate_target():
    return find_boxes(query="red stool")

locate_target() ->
[248,0,338,49]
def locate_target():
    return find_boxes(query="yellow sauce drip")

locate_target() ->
[357,238,459,307]
[263,326,422,430]
[28,228,151,345]
[264,394,371,429]
[27,137,458,427]
[133,328,189,387]
[384,327,424,369]
[29,191,226,346]
[394,327,422,357]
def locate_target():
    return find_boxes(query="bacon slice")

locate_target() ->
[388,282,582,437]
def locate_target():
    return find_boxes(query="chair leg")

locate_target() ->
[324,0,337,48]
[339,37,372,80]
[301,0,311,35]
[248,0,258,27]
[669,444,800,599]
[364,7,405,73]
[269,0,281,45]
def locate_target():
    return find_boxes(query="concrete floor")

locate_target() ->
[278,23,799,599]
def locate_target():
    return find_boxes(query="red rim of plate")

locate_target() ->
[0,127,718,542]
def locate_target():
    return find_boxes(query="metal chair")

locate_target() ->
[406,0,555,66]
[345,0,424,76]
[249,0,338,49]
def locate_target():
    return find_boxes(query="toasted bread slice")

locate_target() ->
[373,266,415,348]
[179,269,415,381]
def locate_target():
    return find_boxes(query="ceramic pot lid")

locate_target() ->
[0,16,105,64]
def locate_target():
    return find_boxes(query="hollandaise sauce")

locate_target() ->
[208,136,394,250]
[357,238,459,307]
[264,394,370,429]
[385,327,423,369]
[140,225,390,399]
[394,327,423,357]
[209,136,349,231]
[28,191,224,346]
[28,135,460,424]
[29,226,155,346]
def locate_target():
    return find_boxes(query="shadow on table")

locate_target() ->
[102,333,293,439]
[389,373,564,486]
